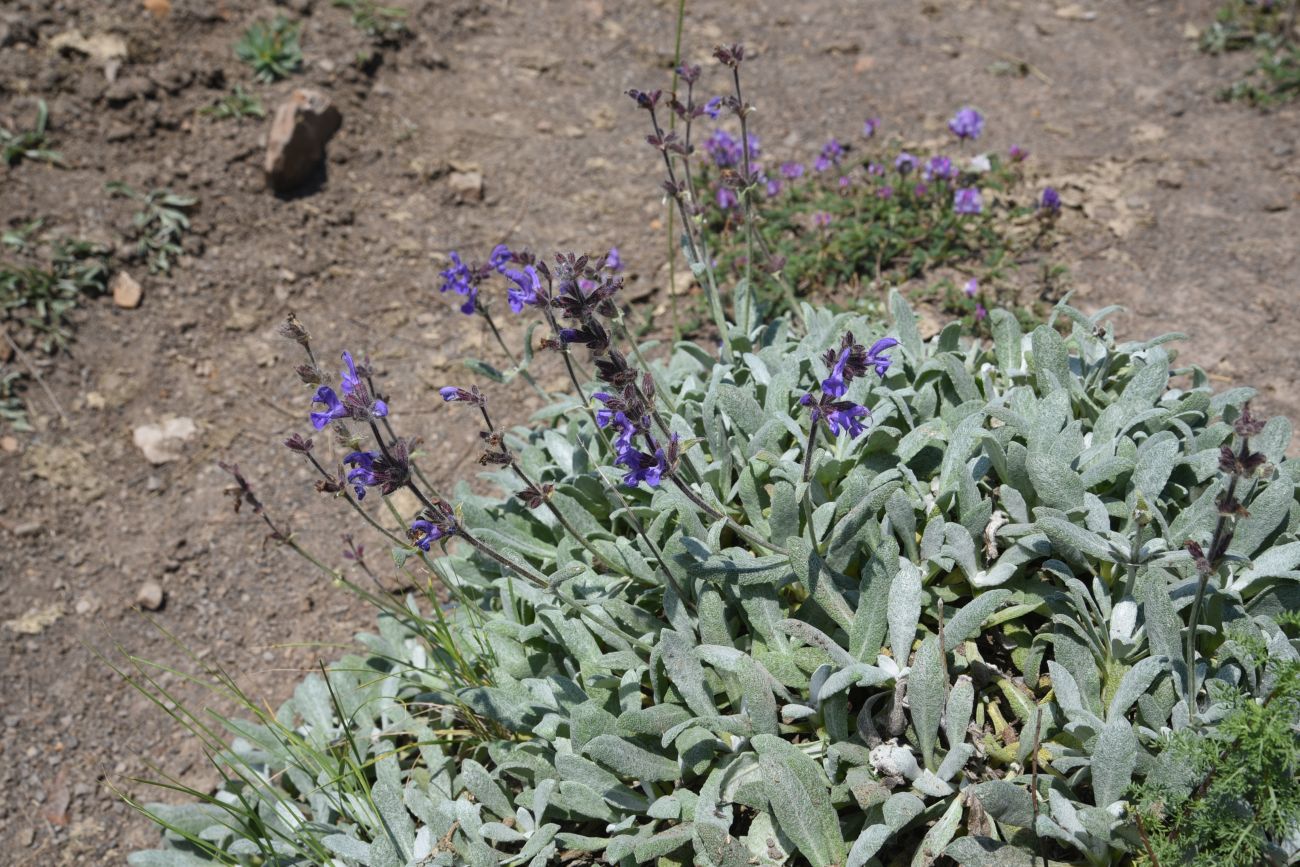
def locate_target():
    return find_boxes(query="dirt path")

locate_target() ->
[0,0,1296,861]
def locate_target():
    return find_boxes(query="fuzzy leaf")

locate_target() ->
[752,734,845,867]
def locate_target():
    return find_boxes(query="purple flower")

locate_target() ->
[814,138,843,172]
[311,352,388,429]
[343,450,377,499]
[409,500,458,551]
[877,185,894,200]
[605,247,622,272]
[894,152,918,175]
[1040,186,1061,214]
[766,177,782,197]
[964,278,978,298]
[619,447,665,487]
[801,391,872,439]
[459,289,478,315]
[838,175,852,190]
[704,129,742,168]
[310,386,348,430]
[864,337,898,379]
[409,518,451,551]
[505,266,541,313]
[975,303,988,321]
[948,107,984,141]
[340,351,363,395]
[717,187,739,209]
[822,347,852,398]
[1009,144,1029,162]
[826,402,870,438]
[592,392,636,453]
[923,156,954,182]
[488,244,512,272]
[780,162,805,180]
[704,96,722,119]
[862,117,881,138]
[439,251,473,296]
[812,211,832,227]
[867,162,885,177]
[953,187,983,215]
[913,183,928,197]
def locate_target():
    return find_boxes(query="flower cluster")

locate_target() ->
[947,106,984,141]
[799,332,896,438]
[408,499,457,552]
[310,351,388,430]
[438,245,511,314]
[591,381,681,488]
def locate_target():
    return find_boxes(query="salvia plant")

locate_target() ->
[691,100,1061,319]
[128,44,1299,867]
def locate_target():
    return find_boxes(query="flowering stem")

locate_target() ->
[367,376,449,502]
[669,474,786,555]
[647,106,733,363]
[801,423,819,484]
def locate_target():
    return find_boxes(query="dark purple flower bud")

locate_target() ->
[440,385,485,406]
[516,482,555,509]
[712,43,745,67]
[953,187,983,215]
[284,433,314,453]
[948,107,984,140]
[296,363,325,386]
[626,88,662,110]
[676,63,702,84]
[594,349,637,387]
[1234,403,1266,438]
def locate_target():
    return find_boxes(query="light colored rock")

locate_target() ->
[49,31,128,64]
[132,417,197,464]
[448,170,484,203]
[135,580,164,611]
[0,435,17,453]
[3,604,62,635]
[264,89,342,193]
[111,271,142,308]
